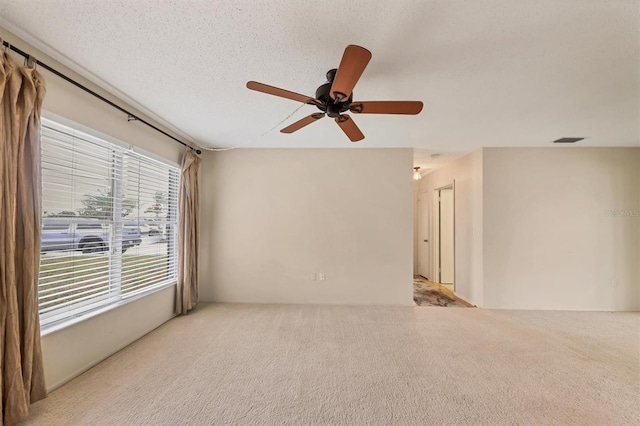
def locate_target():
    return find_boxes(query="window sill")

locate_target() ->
[40,282,176,337]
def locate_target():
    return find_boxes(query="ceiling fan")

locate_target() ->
[246,45,423,142]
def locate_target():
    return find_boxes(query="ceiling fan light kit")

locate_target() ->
[247,45,423,142]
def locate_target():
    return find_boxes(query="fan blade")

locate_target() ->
[335,114,365,142]
[280,113,325,133]
[330,45,372,102]
[350,101,423,115]
[247,81,317,104]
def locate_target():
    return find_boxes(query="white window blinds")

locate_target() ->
[120,152,179,296]
[39,118,180,328]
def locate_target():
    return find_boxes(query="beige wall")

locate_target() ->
[0,27,182,390]
[417,150,484,306]
[418,147,640,311]
[41,287,175,390]
[483,147,640,310]
[200,148,414,306]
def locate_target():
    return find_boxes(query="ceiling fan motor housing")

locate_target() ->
[314,69,352,117]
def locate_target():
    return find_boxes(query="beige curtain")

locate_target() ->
[176,148,201,314]
[0,48,48,425]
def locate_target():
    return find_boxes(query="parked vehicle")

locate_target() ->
[135,219,162,236]
[41,218,142,254]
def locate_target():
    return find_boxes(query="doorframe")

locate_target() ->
[416,192,431,279]
[433,182,455,289]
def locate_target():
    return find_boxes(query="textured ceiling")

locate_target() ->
[0,0,638,168]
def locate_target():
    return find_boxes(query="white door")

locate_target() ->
[439,188,454,284]
[417,195,430,279]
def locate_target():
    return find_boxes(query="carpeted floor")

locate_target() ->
[25,304,639,425]
[413,278,467,307]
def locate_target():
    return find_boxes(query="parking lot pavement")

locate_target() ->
[41,235,169,258]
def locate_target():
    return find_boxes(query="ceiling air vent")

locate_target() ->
[553,137,584,143]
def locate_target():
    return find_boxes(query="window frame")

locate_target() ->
[39,115,180,334]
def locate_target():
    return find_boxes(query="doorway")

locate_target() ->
[416,183,455,287]
[414,183,465,307]
[435,185,454,291]
[417,193,430,279]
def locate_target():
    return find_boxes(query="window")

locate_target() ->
[76,223,103,230]
[43,222,69,230]
[39,118,180,328]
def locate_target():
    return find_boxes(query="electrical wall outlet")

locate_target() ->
[311,273,317,281]
[318,272,326,281]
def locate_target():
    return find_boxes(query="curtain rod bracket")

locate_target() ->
[25,54,37,69]
[127,115,139,122]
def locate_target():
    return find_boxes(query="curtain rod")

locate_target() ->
[1,40,202,155]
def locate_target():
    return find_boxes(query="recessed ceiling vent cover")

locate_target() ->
[553,137,584,143]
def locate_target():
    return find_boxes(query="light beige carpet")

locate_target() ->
[26,304,639,425]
